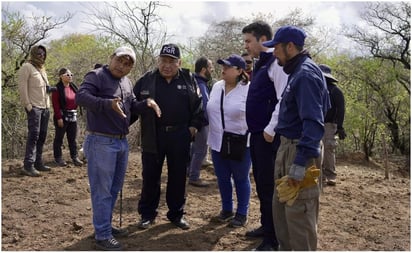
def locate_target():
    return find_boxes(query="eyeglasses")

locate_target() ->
[64,73,73,77]
[245,60,253,64]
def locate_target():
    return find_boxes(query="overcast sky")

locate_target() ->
[2,1,367,50]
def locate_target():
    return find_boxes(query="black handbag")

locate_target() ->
[219,89,247,161]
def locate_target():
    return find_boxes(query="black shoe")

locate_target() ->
[171,217,190,230]
[21,167,41,177]
[137,218,155,230]
[229,213,247,228]
[112,227,129,238]
[72,157,83,166]
[34,163,51,171]
[253,241,278,251]
[246,226,264,238]
[214,210,235,222]
[95,237,122,251]
[55,158,67,167]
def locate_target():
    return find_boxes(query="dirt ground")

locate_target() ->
[1,149,410,251]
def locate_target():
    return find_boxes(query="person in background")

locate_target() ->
[242,21,288,251]
[51,68,83,167]
[319,64,346,186]
[133,43,204,231]
[18,45,54,177]
[207,54,251,228]
[187,56,214,187]
[241,52,254,79]
[264,25,330,250]
[76,46,161,251]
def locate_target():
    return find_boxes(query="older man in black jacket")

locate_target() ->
[133,43,204,230]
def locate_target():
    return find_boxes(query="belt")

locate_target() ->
[158,125,186,132]
[88,131,126,139]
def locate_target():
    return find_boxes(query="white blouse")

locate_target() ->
[206,79,250,152]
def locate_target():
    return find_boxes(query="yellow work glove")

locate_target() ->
[275,165,320,206]
[299,165,320,188]
[275,175,300,206]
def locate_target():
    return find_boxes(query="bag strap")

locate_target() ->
[30,63,48,85]
[220,89,225,130]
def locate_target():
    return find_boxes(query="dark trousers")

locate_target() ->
[24,107,50,167]
[53,118,78,160]
[250,132,280,245]
[138,127,191,221]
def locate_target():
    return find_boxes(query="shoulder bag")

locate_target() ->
[219,89,247,161]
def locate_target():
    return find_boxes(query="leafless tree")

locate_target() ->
[345,2,410,94]
[82,1,169,76]
[1,6,73,87]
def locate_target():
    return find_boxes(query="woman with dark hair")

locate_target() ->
[207,54,251,228]
[51,68,83,166]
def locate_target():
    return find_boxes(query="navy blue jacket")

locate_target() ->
[76,65,148,135]
[194,73,210,126]
[275,55,330,166]
[325,80,345,129]
[246,51,277,133]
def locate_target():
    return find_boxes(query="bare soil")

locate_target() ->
[2,150,410,251]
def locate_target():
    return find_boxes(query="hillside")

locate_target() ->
[1,150,410,251]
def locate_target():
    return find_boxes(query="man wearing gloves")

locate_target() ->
[263,26,330,250]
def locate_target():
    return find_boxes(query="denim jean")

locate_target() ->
[188,125,209,181]
[211,148,251,216]
[24,107,50,167]
[83,134,129,240]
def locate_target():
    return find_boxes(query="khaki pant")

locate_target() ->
[322,123,338,180]
[272,136,320,251]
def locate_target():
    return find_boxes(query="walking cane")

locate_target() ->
[119,189,123,228]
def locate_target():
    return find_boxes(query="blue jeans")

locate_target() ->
[188,125,209,181]
[83,134,129,240]
[211,148,251,215]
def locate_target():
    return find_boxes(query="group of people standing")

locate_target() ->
[18,21,345,251]
[18,46,83,178]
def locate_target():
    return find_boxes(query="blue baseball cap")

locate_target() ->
[217,54,246,70]
[262,25,306,48]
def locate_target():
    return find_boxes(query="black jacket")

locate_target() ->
[324,78,345,129]
[131,68,204,153]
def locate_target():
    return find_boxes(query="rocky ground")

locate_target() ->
[1,150,410,251]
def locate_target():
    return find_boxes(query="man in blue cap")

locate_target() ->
[263,25,330,250]
[242,21,288,251]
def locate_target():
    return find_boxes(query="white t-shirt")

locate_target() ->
[207,79,250,152]
[264,56,289,136]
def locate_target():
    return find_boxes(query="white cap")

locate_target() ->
[114,46,136,63]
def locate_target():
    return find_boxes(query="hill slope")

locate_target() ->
[1,151,410,250]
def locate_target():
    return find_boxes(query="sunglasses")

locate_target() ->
[245,60,253,64]
[64,73,73,77]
